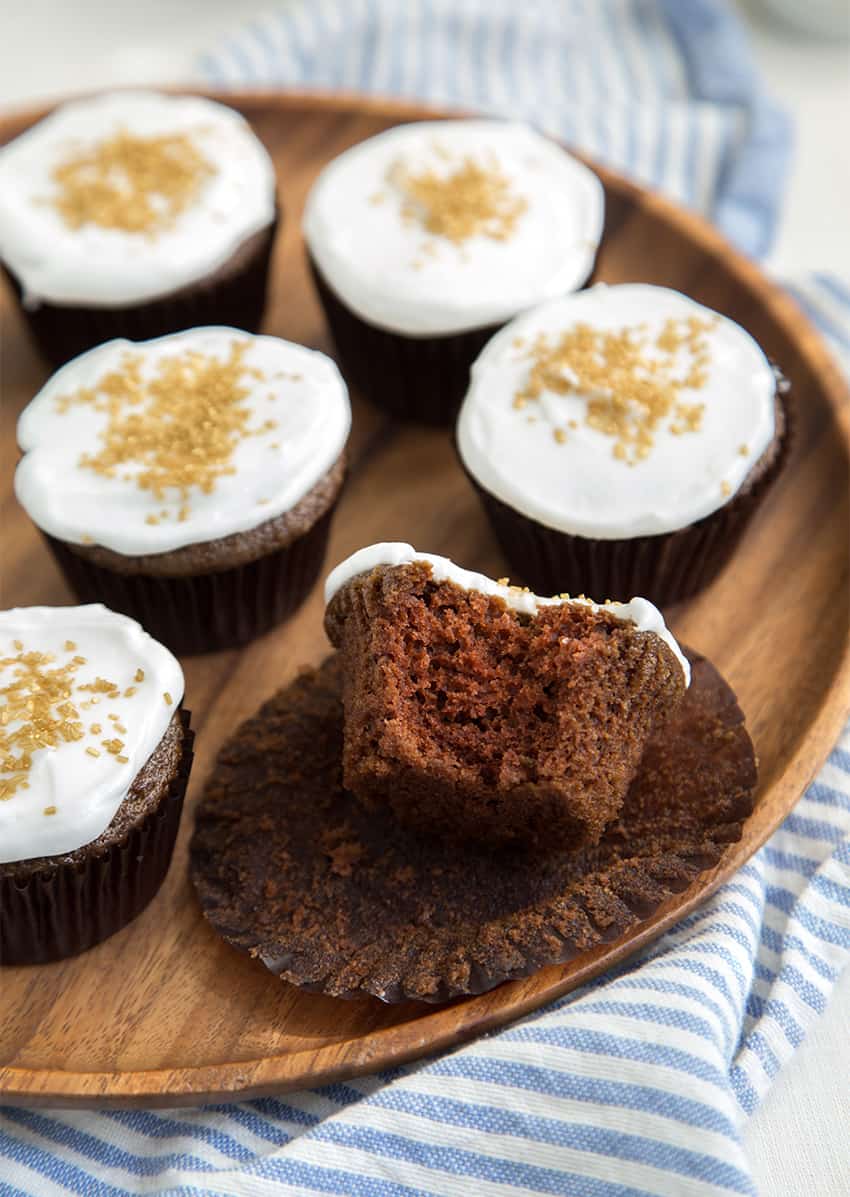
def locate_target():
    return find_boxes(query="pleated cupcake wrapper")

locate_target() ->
[43,503,336,656]
[310,257,506,425]
[464,384,793,608]
[4,210,279,369]
[0,708,194,967]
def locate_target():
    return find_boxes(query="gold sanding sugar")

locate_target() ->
[389,153,527,245]
[0,643,144,801]
[516,316,714,463]
[57,340,272,517]
[49,129,215,236]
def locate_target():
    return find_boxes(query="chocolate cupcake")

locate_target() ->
[0,604,192,965]
[303,119,604,424]
[0,91,278,366]
[190,648,756,1003]
[15,327,351,654]
[457,283,789,606]
[324,543,688,847]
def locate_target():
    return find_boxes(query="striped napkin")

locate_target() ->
[2,3,849,1195]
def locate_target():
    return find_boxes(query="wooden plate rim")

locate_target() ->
[1,89,849,1107]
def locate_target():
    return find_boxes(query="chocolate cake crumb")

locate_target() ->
[190,650,756,1004]
[324,563,686,847]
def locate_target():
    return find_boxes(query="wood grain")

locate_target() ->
[0,92,848,1108]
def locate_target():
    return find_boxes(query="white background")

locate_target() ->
[0,1,848,1193]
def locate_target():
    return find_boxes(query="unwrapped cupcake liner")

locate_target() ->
[190,652,756,1004]
[464,386,792,607]
[0,708,194,967]
[4,211,278,369]
[43,504,337,656]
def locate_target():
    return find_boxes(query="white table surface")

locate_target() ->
[0,2,848,1193]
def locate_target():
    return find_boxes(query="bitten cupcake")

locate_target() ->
[0,90,278,366]
[15,327,351,654]
[324,543,688,847]
[457,283,789,606]
[0,604,192,965]
[303,119,604,424]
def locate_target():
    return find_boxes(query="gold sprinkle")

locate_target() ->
[553,428,567,445]
[90,723,102,735]
[116,755,129,764]
[48,130,215,236]
[516,316,714,464]
[721,480,732,497]
[102,738,124,755]
[81,535,94,544]
[388,153,527,246]
[43,805,57,816]
[12,641,23,652]
[739,443,749,456]
[85,746,100,758]
[56,341,277,523]
[134,668,145,683]
[64,640,77,652]
[163,691,173,706]
[114,722,127,736]
[124,686,137,698]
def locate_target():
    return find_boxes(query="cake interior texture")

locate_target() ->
[325,562,685,846]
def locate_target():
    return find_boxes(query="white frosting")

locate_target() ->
[0,605,184,863]
[324,542,689,686]
[0,90,276,307]
[457,284,777,539]
[303,119,604,337]
[15,327,351,556]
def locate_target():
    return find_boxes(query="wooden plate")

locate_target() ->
[1,92,848,1109]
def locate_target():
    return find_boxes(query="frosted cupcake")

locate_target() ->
[0,605,192,964]
[303,119,604,424]
[457,284,789,606]
[0,91,278,365]
[15,327,351,654]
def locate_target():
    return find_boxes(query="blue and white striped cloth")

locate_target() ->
[2,3,849,1194]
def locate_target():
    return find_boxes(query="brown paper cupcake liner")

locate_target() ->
[42,504,336,656]
[190,651,756,1004]
[310,257,508,426]
[4,211,279,369]
[1,708,194,966]
[464,381,792,607]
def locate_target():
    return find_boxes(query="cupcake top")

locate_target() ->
[302,119,604,337]
[0,90,276,307]
[325,542,689,684]
[15,327,351,556]
[0,605,183,863]
[457,284,777,539]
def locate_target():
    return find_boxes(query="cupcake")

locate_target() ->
[324,543,688,847]
[0,604,192,965]
[303,119,604,424]
[191,647,756,1003]
[457,283,790,606]
[15,327,351,654]
[0,91,278,366]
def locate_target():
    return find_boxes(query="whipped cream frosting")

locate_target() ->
[0,605,184,863]
[457,284,777,540]
[15,327,351,556]
[0,90,276,307]
[325,542,689,685]
[303,119,604,337]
